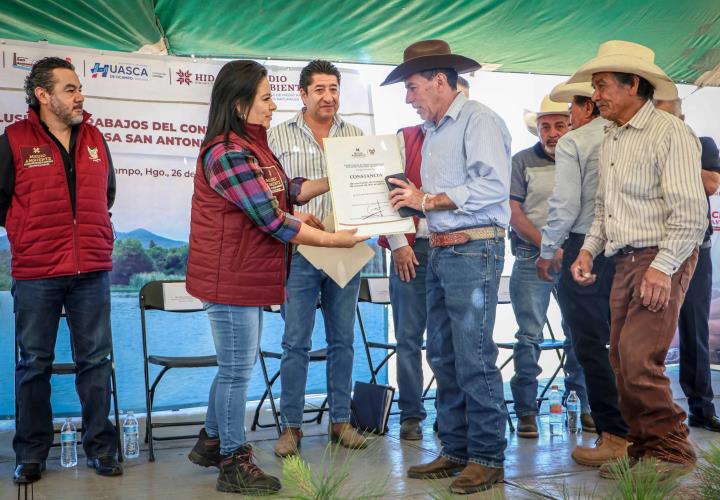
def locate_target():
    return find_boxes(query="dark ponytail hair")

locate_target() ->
[203,60,267,147]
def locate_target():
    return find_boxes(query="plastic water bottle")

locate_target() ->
[566,390,580,433]
[60,418,77,467]
[123,411,140,459]
[549,385,563,436]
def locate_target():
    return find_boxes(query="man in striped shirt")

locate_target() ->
[569,41,707,476]
[268,60,366,457]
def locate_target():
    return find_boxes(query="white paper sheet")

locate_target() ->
[323,134,415,238]
[162,282,204,311]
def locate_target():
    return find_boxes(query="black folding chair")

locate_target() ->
[356,277,436,415]
[495,276,566,431]
[139,280,216,462]
[14,308,123,462]
[251,304,329,437]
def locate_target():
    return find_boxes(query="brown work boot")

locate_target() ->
[449,464,504,494]
[328,423,367,449]
[572,432,629,467]
[516,415,539,438]
[581,412,597,433]
[407,455,465,479]
[216,444,281,494]
[400,418,423,441]
[188,428,221,468]
[273,428,302,457]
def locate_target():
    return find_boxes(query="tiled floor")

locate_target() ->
[1,366,718,499]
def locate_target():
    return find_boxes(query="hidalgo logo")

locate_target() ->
[90,62,150,81]
[87,146,101,163]
[175,68,216,86]
[176,69,192,85]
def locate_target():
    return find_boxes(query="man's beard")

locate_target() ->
[50,95,83,126]
[543,143,556,157]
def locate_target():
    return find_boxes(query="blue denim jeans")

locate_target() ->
[509,246,589,416]
[203,303,262,455]
[426,238,507,468]
[279,252,361,428]
[390,239,429,423]
[12,271,116,463]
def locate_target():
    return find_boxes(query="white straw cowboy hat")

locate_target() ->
[381,39,480,86]
[549,81,595,103]
[566,40,678,100]
[523,95,570,137]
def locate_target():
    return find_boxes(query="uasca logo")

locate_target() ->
[175,68,216,86]
[90,62,150,81]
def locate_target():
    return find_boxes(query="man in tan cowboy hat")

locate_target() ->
[382,39,511,494]
[569,40,707,477]
[537,80,631,467]
[507,95,591,440]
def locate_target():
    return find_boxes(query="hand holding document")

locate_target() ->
[298,216,375,288]
[323,135,415,238]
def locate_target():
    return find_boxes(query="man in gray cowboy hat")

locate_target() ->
[382,39,511,494]
[569,40,706,477]
[537,81,630,467]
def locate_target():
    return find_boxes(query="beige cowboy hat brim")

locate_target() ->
[523,95,570,137]
[381,54,480,86]
[567,55,678,100]
[549,81,595,103]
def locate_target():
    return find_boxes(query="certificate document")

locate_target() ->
[323,135,415,237]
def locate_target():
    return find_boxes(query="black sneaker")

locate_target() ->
[188,428,221,468]
[216,445,281,495]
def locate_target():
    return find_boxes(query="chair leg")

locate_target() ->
[258,354,282,437]
[251,388,271,432]
[146,366,170,462]
[356,306,378,384]
[109,359,123,463]
[536,352,565,411]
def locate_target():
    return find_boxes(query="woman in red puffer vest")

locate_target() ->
[185,60,365,496]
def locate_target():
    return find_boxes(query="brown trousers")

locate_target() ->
[609,247,698,463]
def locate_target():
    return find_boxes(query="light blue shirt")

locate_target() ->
[540,117,608,259]
[421,93,512,233]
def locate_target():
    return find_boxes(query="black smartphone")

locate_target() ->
[384,173,425,218]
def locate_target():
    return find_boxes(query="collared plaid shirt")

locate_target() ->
[203,143,305,244]
[268,111,364,222]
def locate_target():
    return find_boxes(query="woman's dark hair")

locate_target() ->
[203,60,267,146]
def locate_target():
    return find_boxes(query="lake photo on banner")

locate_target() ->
[0,290,388,419]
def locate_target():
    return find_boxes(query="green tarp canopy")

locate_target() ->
[2,0,719,85]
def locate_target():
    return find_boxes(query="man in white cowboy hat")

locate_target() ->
[382,39,511,494]
[537,81,631,467]
[507,95,590,439]
[569,40,707,476]
[653,98,720,434]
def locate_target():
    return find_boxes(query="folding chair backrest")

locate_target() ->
[139,280,204,312]
[358,277,390,304]
[497,275,511,304]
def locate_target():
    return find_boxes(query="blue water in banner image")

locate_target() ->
[0,291,389,419]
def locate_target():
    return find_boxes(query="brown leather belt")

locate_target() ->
[430,226,505,247]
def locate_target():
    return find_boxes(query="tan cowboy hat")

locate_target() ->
[549,81,595,103]
[567,40,678,100]
[523,95,570,137]
[381,39,480,86]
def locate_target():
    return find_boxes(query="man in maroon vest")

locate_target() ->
[0,57,121,484]
[378,125,429,440]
